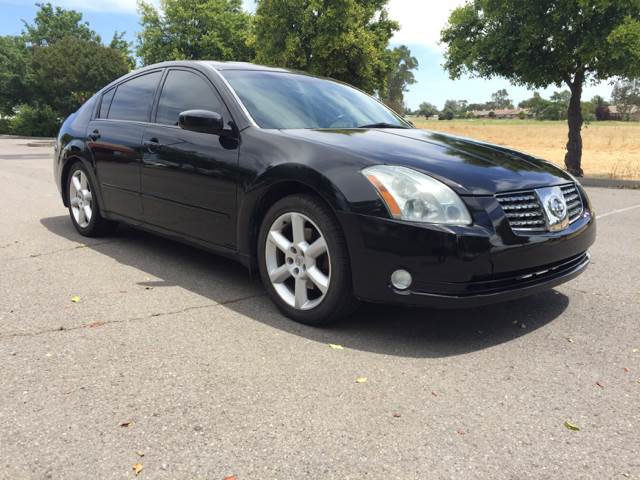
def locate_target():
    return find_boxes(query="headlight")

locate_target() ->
[362,165,472,225]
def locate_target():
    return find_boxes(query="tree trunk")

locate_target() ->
[564,77,584,176]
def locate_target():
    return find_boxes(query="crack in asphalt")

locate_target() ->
[0,292,266,341]
[6,240,116,261]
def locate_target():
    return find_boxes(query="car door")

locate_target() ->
[86,70,162,221]
[140,68,239,248]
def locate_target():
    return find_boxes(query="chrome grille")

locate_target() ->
[560,183,584,223]
[496,183,584,233]
[496,190,546,231]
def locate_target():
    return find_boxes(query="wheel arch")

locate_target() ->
[238,165,350,271]
[59,146,103,210]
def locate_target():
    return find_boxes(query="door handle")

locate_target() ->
[143,138,162,153]
[87,129,100,142]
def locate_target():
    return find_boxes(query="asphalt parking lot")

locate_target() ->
[1,136,639,479]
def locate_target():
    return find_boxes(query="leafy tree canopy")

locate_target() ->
[417,101,439,118]
[489,89,513,109]
[22,2,98,46]
[611,78,640,119]
[0,36,32,116]
[254,0,399,93]
[31,36,129,117]
[441,0,640,175]
[379,45,418,114]
[137,0,254,65]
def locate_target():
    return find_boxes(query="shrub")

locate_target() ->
[0,116,11,134]
[439,109,455,121]
[10,104,60,137]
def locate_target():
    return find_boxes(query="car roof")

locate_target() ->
[129,60,294,74]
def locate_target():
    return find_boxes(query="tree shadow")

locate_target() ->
[40,216,569,359]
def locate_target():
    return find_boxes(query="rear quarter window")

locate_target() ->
[108,71,162,122]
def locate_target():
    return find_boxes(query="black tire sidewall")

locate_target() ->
[257,195,353,325]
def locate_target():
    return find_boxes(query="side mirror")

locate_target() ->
[178,110,224,135]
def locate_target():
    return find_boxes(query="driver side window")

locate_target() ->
[155,69,225,126]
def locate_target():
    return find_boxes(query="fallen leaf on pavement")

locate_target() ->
[567,337,574,343]
[393,413,401,418]
[564,420,581,431]
[328,344,344,350]
[135,450,144,457]
[71,295,81,303]
[431,391,438,397]
[119,421,133,427]
[133,463,143,476]
[223,476,238,480]
[355,377,368,384]
[624,367,630,373]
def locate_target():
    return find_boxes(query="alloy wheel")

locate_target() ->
[69,170,93,228]
[265,212,331,310]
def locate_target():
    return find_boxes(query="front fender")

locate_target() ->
[236,163,351,257]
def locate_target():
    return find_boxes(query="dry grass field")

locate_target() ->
[411,118,640,180]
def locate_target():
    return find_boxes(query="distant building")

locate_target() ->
[608,105,640,121]
[469,108,531,119]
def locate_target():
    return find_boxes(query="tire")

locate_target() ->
[257,194,358,325]
[66,162,117,237]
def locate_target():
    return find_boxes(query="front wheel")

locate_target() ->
[257,194,358,325]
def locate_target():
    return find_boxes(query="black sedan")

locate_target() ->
[54,61,596,325]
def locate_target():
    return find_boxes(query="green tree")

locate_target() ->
[611,79,640,120]
[22,2,98,46]
[379,45,418,114]
[441,0,640,176]
[110,31,136,69]
[30,36,129,118]
[518,92,549,118]
[417,101,439,118]
[137,0,254,65]
[443,99,468,118]
[591,95,610,121]
[0,35,32,116]
[254,0,399,93]
[489,89,513,109]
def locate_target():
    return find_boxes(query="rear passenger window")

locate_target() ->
[108,71,161,122]
[98,88,115,119]
[156,70,224,126]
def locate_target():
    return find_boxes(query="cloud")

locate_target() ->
[388,0,466,50]
[41,0,255,13]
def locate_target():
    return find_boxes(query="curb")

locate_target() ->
[580,177,640,190]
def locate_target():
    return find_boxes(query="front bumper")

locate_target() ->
[338,195,596,308]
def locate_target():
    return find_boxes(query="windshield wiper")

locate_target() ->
[357,122,409,129]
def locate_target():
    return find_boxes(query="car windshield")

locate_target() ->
[221,70,409,130]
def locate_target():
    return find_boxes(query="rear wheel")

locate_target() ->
[258,194,358,325]
[66,162,117,237]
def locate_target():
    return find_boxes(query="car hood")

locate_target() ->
[283,128,574,195]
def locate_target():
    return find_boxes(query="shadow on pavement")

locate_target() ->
[41,215,569,358]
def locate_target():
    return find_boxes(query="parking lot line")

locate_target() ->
[596,203,640,219]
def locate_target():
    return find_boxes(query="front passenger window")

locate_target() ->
[156,70,224,126]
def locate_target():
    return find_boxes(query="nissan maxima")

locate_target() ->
[54,61,596,325]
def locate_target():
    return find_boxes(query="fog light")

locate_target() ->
[391,269,412,290]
